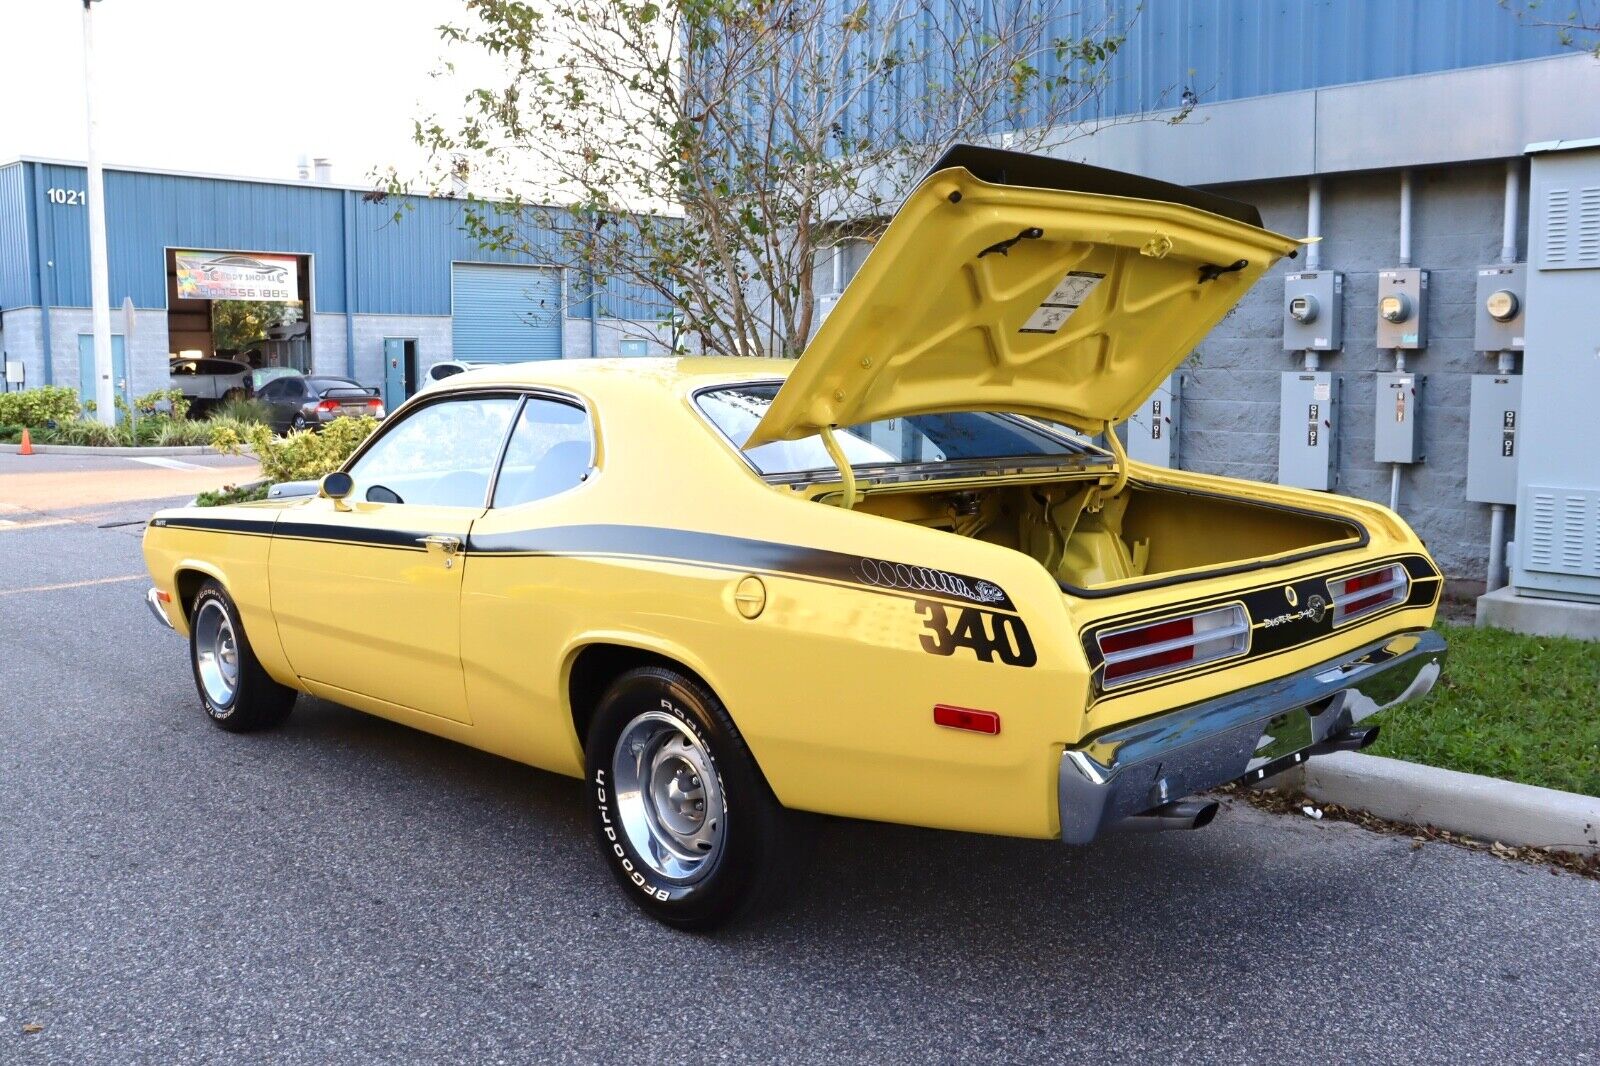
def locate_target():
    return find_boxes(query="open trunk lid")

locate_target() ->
[746,145,1302,448]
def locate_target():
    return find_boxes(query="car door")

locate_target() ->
[254,379,292,430]
[267,391,522,723]
[458,393,599,771]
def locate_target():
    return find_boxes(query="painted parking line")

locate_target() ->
[128,456,205,471]
[0,573,145,597]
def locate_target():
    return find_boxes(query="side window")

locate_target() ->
[347,396,519,508]
[257,381,285,402]
[171,361,196,376]
[492,398,593,508]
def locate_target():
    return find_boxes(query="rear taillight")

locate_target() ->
[316,399,339,412]
[1097,604,1248,688]
[367,398,385,416]
[1331,563,1408,624]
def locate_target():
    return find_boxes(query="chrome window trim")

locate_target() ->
[340,384,597,512]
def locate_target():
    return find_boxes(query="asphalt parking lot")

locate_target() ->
[2,484,1598,1063]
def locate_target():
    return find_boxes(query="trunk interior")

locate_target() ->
[851,477,1363,591]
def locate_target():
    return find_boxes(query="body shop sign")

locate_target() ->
[175,252,299,301]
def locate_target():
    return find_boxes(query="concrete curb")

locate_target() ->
[0,442,231,457]
[1281,751,1600,855]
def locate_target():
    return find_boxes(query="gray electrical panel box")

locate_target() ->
[1373,372,1425,463]
[1124,374,1182,468]
[1278,371,1340,490]
[1376,268,1428,349]
[1512,141,1600,601]
[1282,271,1343,352]
[1473,264,1526,352]
[1466,374,1521,504]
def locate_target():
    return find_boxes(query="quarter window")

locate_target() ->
[346,396,519,507]
[492,398,592,507]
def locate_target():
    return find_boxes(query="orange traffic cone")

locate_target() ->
[18,427,32,456]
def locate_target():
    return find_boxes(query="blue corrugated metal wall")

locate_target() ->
[822,0,1573,139]
[17,161,663,320]
[5,2,1572,318]
[0,163,34,309]
[1080,0,1570,119]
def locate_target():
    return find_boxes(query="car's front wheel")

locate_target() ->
[585,666,794,930]
[189,580,296,732]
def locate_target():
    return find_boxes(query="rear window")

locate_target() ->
[696,382,1096,477]
[308,377,366,394]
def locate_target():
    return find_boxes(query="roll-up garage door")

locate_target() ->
[451,263,563,362]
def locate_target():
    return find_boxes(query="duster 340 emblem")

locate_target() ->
[915,600,1037,667]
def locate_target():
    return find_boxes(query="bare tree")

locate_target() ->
[1500,0,1600,57]
[396,0,1185,357]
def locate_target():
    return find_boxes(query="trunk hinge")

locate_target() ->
[1086,420,1129,512]
[819,424,859,509]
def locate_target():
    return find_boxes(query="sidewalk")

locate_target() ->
[0,451,259,525]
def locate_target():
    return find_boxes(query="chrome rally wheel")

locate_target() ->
[187,581,296,733]
[192,598,241,710]
[611,710,726,883]
[584,666,797,930]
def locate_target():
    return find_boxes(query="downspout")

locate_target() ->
[589,264,599,357]
[1486,160,1521,592]
[28,164,54,385]
[342,190,357,379]
[819,425,858,509]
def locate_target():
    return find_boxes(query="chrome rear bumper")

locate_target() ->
[145,587,175,630]
[1058,629,1446,844]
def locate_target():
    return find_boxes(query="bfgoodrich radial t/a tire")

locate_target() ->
[188,580,296,733]
[585,666,793,930]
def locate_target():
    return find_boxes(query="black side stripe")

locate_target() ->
[151,516,1018,610]
[467,525,1017,610]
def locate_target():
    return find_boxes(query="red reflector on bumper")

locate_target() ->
[933,704,1000,735]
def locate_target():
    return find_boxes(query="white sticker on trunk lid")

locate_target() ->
[1019,270,1106,334]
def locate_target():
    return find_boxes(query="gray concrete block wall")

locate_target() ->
[349,314,453,388]
[0,308,45,390]
[562,317,681,358]
[1189,162,1526,586]
[40,307,171,401]
[310,313,348,378]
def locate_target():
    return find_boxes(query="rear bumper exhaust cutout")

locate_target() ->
[1110,799,1220,834]
[1057,629,1447,846]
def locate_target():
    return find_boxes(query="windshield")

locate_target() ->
[697,382,1098,477]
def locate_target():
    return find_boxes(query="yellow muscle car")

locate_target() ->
[143,147,1446,929]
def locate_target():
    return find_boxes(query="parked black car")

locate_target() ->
[255,375,386,433]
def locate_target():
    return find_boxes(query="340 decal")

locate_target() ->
[915,600,1037,667]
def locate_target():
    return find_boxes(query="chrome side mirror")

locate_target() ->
[319,471,354,511]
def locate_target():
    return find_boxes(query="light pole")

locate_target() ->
[81,0,116,426]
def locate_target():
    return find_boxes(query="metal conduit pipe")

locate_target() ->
[1501,160,1521,266]
[1304,178,1323,371]
[1388,171,1415,514]
[1486,160,1523,592]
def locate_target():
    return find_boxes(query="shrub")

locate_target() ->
[0,386,82,427]
[216,416,379,483]
[132,387,190,420]
[209,396,270,425]
[196,482,270,507]
[38,418,122,448]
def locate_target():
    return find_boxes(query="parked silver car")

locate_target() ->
[169,357,251,409]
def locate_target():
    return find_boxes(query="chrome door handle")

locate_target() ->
[416,534,462,555]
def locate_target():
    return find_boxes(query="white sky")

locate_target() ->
[0,0,473,184]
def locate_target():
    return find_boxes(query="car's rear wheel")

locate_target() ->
[189,580,296,732]
[585,666,793,930]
